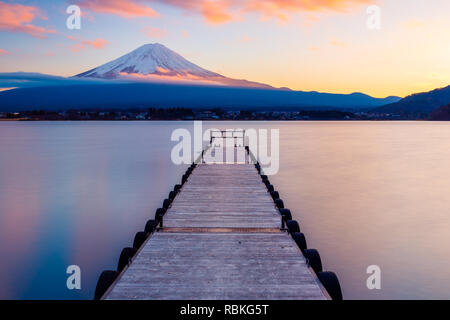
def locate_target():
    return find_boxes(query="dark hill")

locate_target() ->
[0,82,399,112]
[429,104,450,120]
[373,85,450,118]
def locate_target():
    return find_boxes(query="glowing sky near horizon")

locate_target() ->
[0,0,448,98]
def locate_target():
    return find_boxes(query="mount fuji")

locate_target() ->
[75,43,274,89]
[0,43,403,111]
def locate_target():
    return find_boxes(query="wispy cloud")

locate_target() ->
[238,35,252,44]
[244,0,372,14]
[201,0,234,23]
[0,2,55,38]
[76,0,159,18]
[0,87,18,92]
[142,26,168,38]
[330,38,348,48]
[73,0,370,24]
[44,50,55,57]
[0,48,10,56]
[401,18,425,29]
[156,0,371,24]
[153,0,234,24]
[67,36,108,52]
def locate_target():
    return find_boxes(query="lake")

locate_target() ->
[0,121,449,299]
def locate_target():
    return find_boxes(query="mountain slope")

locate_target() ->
[374,85,450,117]
[0,81,402,112]
[429,104,450,120]
[76,43,218,79]
[0,44,402,111]
[75,43,273,89]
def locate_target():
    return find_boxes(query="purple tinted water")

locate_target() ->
[1,121,450,299]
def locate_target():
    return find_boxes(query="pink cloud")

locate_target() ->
[330,38,348,48]
[238,35,252,44]
[0,87,17,92]
[74,0,371,24]
[76,0,159,18]
[0,48,10,56]
[45,50,55,57]
[156,0,372,24]
[86,39,108,49]
[244,0,372,14]
[401,18,425,29]
[201,0,233,23]
[68,37,109,52]
[142,26,168,38]
[0,2,55,38]
[68,0,373,24]
[157,0,234,24]
[118,71,225,86]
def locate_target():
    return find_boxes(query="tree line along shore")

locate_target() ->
[0,107,437,121]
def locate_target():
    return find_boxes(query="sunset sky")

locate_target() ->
[0,0,449,98]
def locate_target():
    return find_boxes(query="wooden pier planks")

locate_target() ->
[104,147,328,300]
[106,232,326,300]
[165,163,281,229]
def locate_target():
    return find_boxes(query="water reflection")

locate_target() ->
[0,121,450,299]
[0,122,189,299]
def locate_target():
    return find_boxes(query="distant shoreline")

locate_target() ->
[0,107,424,121]
[0,118,435,122]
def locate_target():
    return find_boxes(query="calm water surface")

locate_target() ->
[0,121,449,299]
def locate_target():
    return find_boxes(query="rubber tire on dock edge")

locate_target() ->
[117,247,137,272]
[303,249,323,273]
[317,271,343,301]
[94,270,118,300]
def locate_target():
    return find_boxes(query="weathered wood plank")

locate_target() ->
[106,233,326,300]
[162,162,281,229]
[104,149,328,300]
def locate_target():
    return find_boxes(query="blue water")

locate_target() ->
[1,121,450,299]
[0,121,189,299]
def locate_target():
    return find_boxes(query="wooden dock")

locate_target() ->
[102,146,330,300]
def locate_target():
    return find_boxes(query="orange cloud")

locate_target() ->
[76,0,159,18]
[201,0,233,23]
[330,38,348,48]
[244,0,373,22]
[0,87,17,92]
[401,18,425,29]
[155,67,171,74]
[157,0,234,24]
[73,0,372,24]
[86,39,108,49]
[238,35,252,44]
[45,50,55,57]
[69,37,108,52]
[245,0,372,13]
[0,2,55,38]
[119,71,224,85]
[157,0,371,23]
[142,26,168,38]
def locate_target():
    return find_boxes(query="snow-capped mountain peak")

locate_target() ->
[75,43,273,88]
[77,43,219,79]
